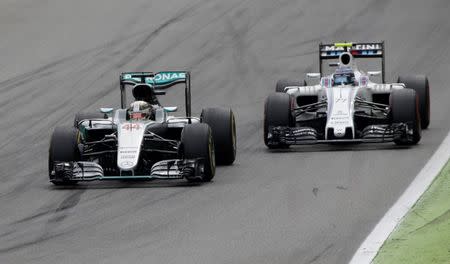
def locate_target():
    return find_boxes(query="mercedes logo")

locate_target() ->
[120,161,134,167]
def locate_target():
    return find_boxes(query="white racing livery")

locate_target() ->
[48,71,236,185]
[264,42,430,148]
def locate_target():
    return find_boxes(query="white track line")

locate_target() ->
[349,131,450,264]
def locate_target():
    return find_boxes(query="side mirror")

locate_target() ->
[321,77,333,88]
[163,106,178,112]
[100,108,114,114]
[154,90,166,95]
[306,73,321,79]
[368,71,381,76]
[100,107,114,118]
[358,76,369,86]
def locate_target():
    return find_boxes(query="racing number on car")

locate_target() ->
[122,123,141,131]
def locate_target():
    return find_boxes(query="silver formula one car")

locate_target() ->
[264,42,430,148]
[49,71,236,185]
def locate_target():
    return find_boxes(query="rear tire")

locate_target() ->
[48,127,80,185]
[397,75,430,129]
[201,107,236,165]
[181,123,215,182]
[74,112,105,128]
[390,89,421,145]
[264,93,293,148]
[276,79,306,93]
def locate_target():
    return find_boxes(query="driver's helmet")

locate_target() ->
[129,101,153,120]
[333,72,356,86]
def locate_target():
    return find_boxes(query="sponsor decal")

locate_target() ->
[322,44,382,52]
[122,74,142,82]
[354,44,382,50]
[120,155,136,159]
[120,161,134,167]
[145,72,186,85]
[119,150,138,154]
[330,117,350,125]
[323,45,345,52]
[335,97,348,103]
[122,123,141,131]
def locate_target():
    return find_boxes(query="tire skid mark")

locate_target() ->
[0,2,203,129]
[0,232,68,254]
[0,190,84,254]
[305,243,334,264]
[134,0,253,70]
[326,0,392,40]
[114,1,203,69]
[0,2,196,113]
[0,1,225,154]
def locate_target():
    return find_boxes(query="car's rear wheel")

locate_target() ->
[264,93,293,148]
[49,126,80,185]
[397,75,430,129]
[201,107,236,165]
[181,123,215,182]
[275,79,306,93]
[74,112,105,128]
[390,89,421,145]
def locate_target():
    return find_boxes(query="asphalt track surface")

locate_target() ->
[0,0,449,263]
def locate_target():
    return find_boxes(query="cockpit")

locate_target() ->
[333,72,356,86]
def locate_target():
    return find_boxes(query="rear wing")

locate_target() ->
[319,42,385,83]
[120,71,192,117]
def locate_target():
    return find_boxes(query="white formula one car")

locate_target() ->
[264,42,430,148]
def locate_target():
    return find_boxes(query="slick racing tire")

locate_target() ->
[390,89,421,145]
[275,79,307,93]
[201,107,236,165]
[397,75,430,129]
[74,112,105,128]
[48,127,80,185]
[264,92,293,148]
[181,123,215,182]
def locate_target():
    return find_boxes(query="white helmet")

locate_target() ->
[129,101,152,120]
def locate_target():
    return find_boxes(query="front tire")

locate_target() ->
[48,127,80,185]
[390,89,421,145]
[181,123,215,182]
[264,93,293,148]
[201,107,236,165]
[397,75,430,129]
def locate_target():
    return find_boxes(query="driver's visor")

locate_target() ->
[131,112,145,119]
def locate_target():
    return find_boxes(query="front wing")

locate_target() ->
[266,123,414,146]
[50,158,205,183]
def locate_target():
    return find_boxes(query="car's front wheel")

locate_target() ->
[264,93,293,148]
[390,89,421,145]
[181,123,215,182]
[48,126,80,185]
[397,75,430,129]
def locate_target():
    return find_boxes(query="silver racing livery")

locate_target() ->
[49,71,236,185]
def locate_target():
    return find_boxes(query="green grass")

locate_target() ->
[373,160,450,264]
